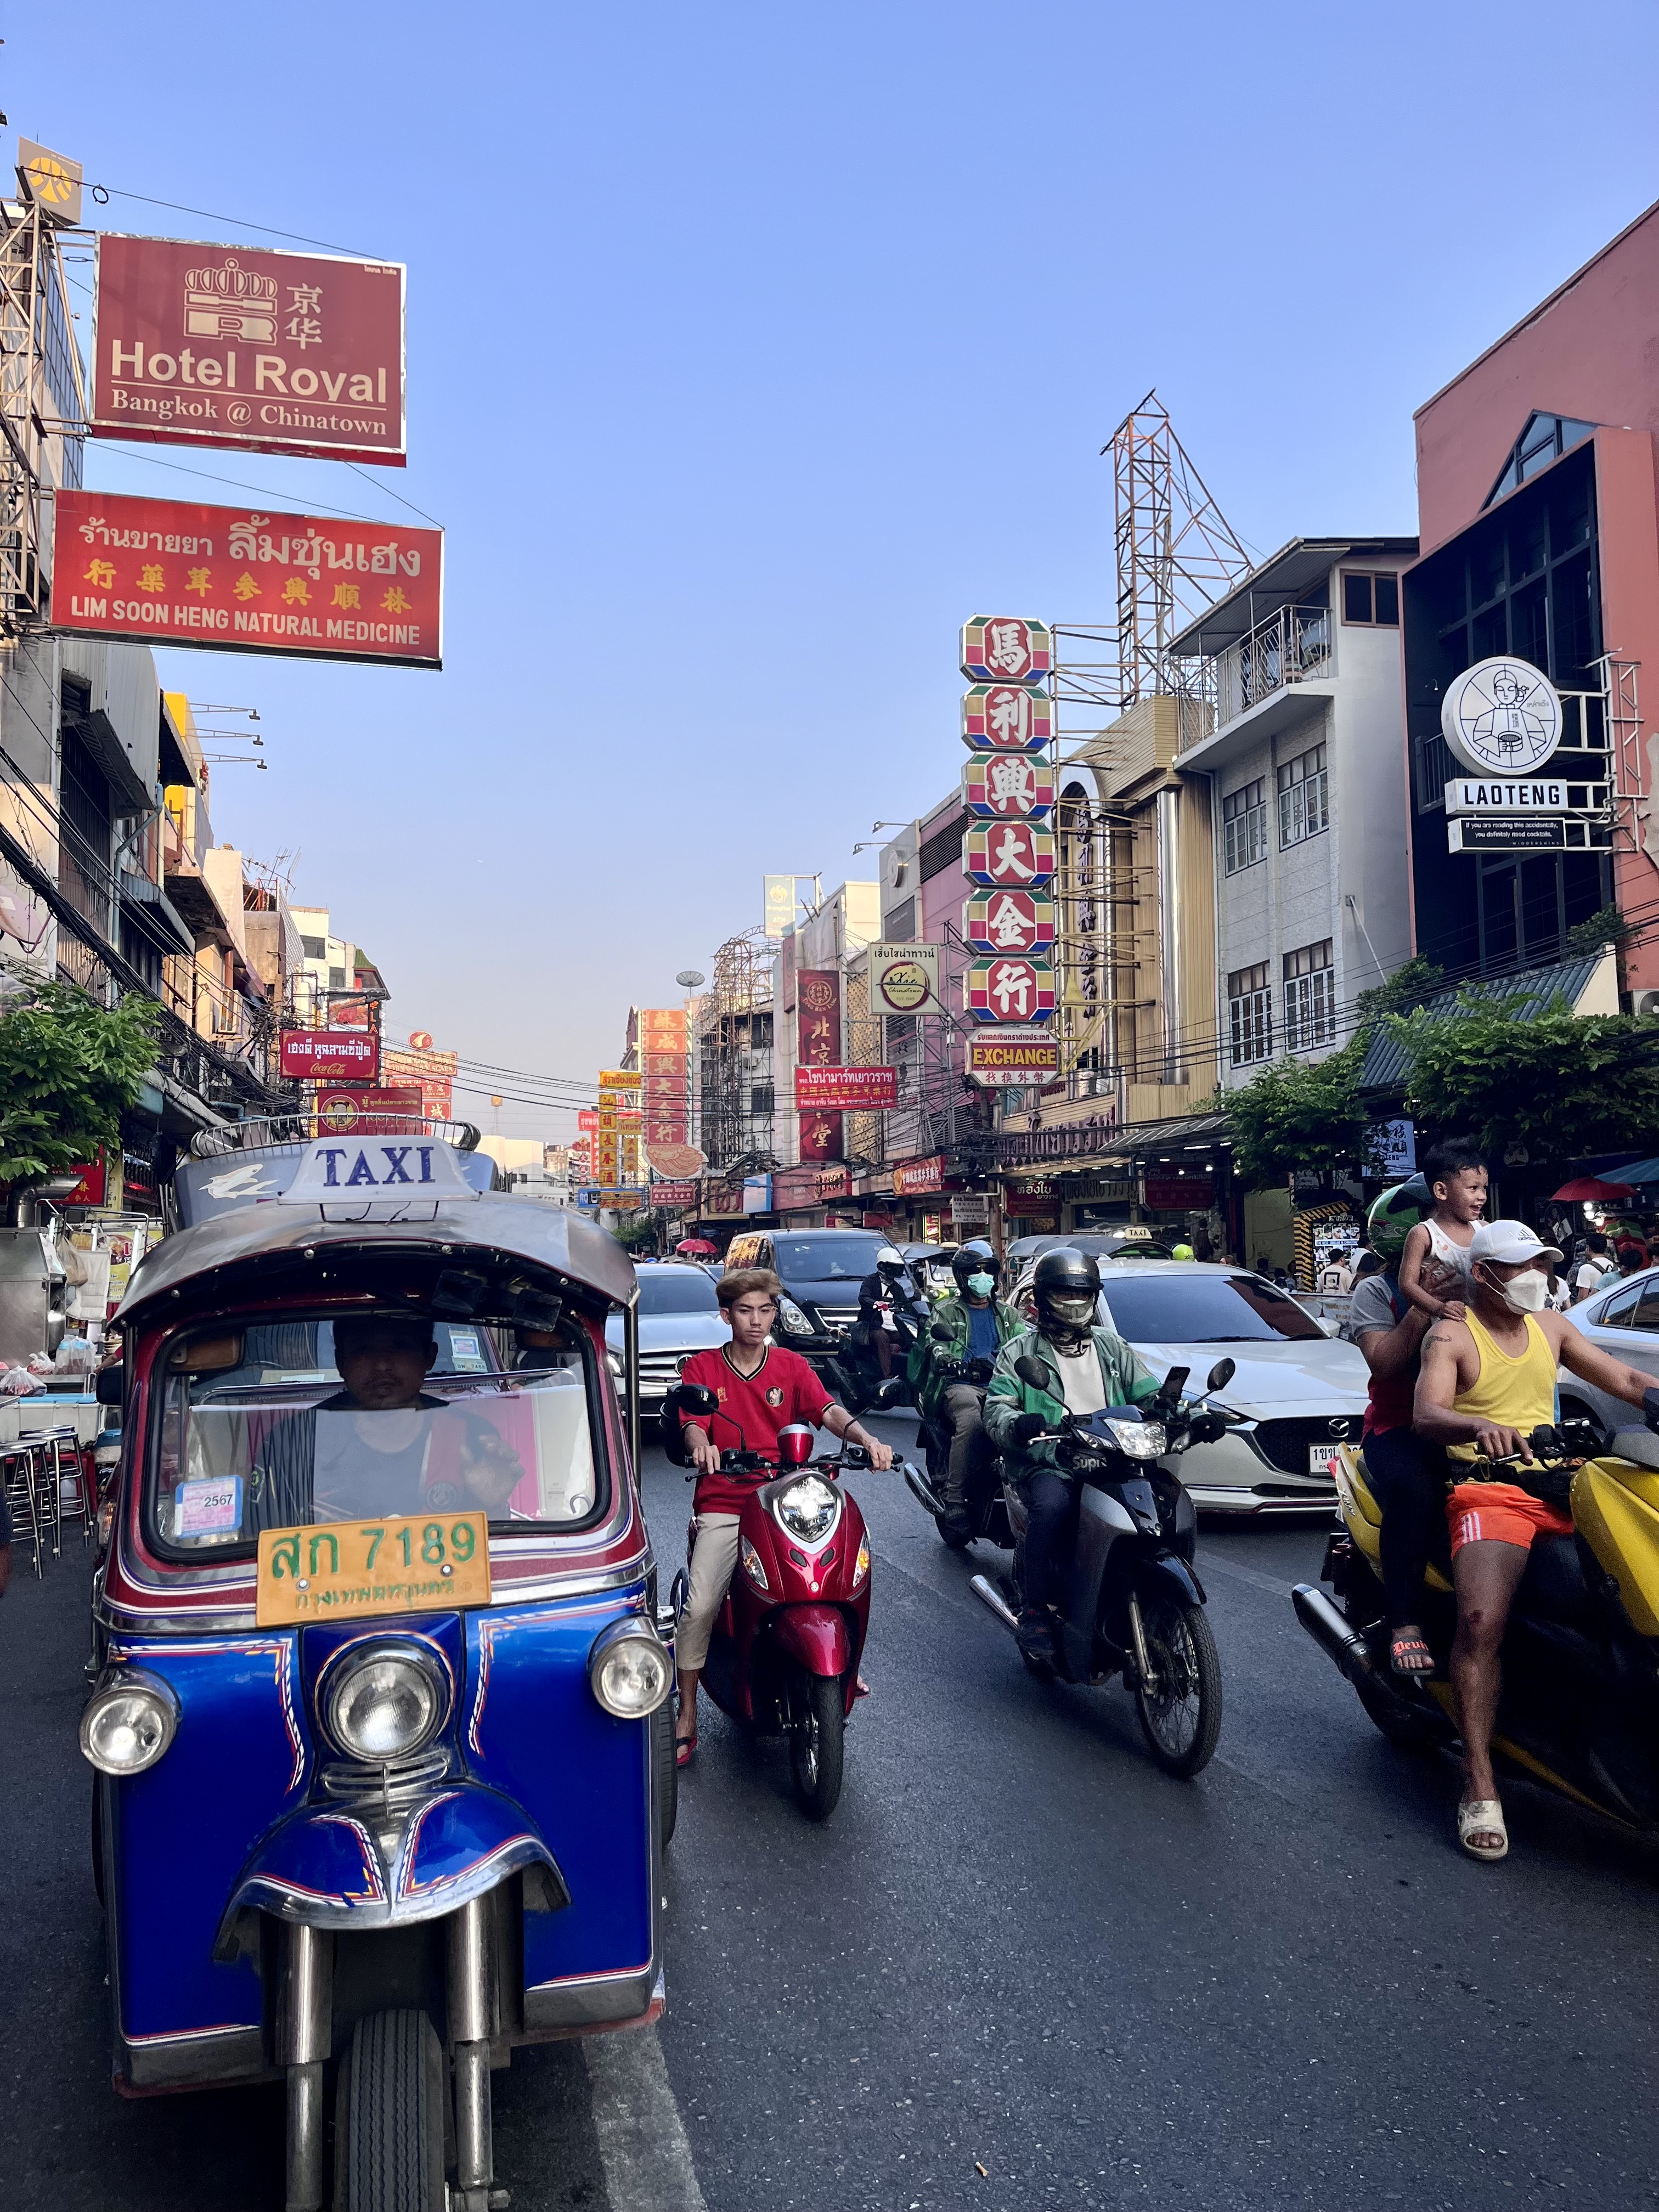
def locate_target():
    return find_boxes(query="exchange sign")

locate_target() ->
[961,683,1052,752]
[962,890,1056,956]
[963,823,1056,889]
[91,234,406,464]
[962,752,1054,819]
[964,1028,1061,1086]
[52,489,442,670]
[964,957,1056,1025]
[960,614,1053,686]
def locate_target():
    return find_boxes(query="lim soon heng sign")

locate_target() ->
[1440,656,1611,856]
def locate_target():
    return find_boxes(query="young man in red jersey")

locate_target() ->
[674,1268,891,1762]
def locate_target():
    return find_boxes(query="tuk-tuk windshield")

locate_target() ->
[148,1317,605,1554]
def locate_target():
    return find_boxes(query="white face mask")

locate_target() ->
[1487,1265,1549,1314]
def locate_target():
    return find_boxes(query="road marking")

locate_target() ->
[584,2027,708,2211]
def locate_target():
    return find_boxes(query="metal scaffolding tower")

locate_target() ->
[697,927,776,1175]
[0,189,87,640]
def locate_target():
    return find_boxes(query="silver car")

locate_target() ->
[1559,1267,1659,1440]
[1013,1259,1368,1514]
[605,1261,729,1412]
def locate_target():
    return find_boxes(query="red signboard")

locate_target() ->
[962,753,1055,819]
[60,1157,108,1208]
[963,890,1057,956]
[966,957,1056,1025]
[796,969,843,1163]
[963,823,1056,889]
[280,1027,380,1081]
[892,1155,946,1196]
[961,683,1052,752]
[52,489,442,670]
[795,1065,898,1111]
[1146,1173,1216,1210]
[815,1166,851,1199]
[91,234,406,464]
[648,1180,701,1209]
[314,1086,424,1136]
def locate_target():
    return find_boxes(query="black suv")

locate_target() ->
[722,1228,899,1357]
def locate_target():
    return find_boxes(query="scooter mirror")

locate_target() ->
[1206,1357,1236,1392]
[777,1423,814,1468]
[670,1382,720,1421]
[1014,1355,1055,1392]
[931,1319,955,1342]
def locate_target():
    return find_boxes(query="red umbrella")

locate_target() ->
[1551,1176,1634,1203]
[675,1237,718,1256]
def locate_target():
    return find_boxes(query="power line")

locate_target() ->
[82,186,379,261]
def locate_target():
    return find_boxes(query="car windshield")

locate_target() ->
[1098,1274,1324,1344]
[773,1236,890,1280]
[634,1269,720,1316]
[148,1317,604,1556]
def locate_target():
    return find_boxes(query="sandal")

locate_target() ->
[675,1731,697,1768]
[1458,1797,1509,1862]
[854,1675,871,1699]
[1390,1633,1435,1677]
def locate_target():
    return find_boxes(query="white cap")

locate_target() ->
[1469,1220,1562,1266]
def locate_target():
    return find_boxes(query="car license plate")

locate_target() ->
[1308,1444,1344,1479]
[256,1510,491,1627]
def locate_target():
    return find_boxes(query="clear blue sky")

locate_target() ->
[17,1,1659,1137]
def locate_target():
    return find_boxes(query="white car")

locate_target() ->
[1013,1259,1368,1514]
[604,1262,729,1412]
[1558,1266,1659,1440]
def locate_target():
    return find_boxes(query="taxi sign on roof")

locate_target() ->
[278,1135,478,1215]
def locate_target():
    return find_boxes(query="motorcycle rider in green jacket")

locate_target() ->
[982,1246,1160,1664]
[907,1239,1024,1542]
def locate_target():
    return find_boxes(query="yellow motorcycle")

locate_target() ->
[1294,1406,1659,1830]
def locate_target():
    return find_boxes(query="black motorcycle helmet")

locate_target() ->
[950,1239,999,1294]
[1032,1245,1101,1351]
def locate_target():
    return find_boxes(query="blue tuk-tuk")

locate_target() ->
[82,1122,671,2211]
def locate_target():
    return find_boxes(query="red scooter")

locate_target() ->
[664,1393,876,1820]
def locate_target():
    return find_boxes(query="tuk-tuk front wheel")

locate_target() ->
[335,2008,447,2212]
[788,1669,845,1821]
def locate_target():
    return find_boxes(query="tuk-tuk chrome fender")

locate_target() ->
[214,1781,569,1954]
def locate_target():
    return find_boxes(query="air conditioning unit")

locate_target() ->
[1635,991,1659,1020]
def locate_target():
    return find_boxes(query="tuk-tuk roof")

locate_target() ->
[117,1191,638,1324]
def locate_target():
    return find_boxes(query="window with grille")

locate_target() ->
[1222,779,1267,874]
[1228,962,1272,1066]
[1277,742,1329,848]
[1283,940,1335,1051]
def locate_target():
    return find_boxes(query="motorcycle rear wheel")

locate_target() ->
[335,2007,447,2212]
[789,1670,845,1821]
[1133,1596,1222,1778]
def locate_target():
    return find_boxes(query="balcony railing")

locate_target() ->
[1214,602,1333,727]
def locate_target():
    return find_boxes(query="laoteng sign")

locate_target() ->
[91,235,407,465]
[1441,656,1564,777]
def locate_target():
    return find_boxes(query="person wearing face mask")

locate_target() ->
[1414,1220,1656,1862]
[907,1240,1024,1543]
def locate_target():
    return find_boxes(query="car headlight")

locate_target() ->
[852,1533,871,1587]
[777,1296,815,1335]
[324,1641,448,1760]
[740,1533,771,1589]
[80,1670,179,1776]
[1105,1418,1167,1458]
[588,1621,673,1718]
[773,1475,841,1546]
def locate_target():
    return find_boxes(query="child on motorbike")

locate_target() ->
[1397,1137,1487,1323]
[674,1269,891,1765]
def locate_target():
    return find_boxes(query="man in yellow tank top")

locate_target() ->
[1415,1220,1655,1863]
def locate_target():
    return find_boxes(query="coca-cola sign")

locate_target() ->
[280,1028,381,1081]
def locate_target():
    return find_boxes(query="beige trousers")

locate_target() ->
[676,1511,741,1673]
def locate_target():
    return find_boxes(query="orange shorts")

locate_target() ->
[1447,1480,1573,1558]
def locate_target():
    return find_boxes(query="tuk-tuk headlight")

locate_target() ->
[81,1671,179,1776]
[324,1641,448,1760]
[588,1620,673,1719]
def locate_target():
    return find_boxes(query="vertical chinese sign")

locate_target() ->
[638,1008,690,1149]
[797,970,844,1162]
[596,1069,641,1194]
[959,616,1058,1033]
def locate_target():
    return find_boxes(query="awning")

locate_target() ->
[1357,951,1620,1092]
[119,873,195,958]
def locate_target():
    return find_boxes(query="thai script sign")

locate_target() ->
[869,943,940,1017]
[648,1180,701,1209]
[314,1086,425,1136]
[964,1028,1062,1085]
[280,1027,381,1081]
[795,1065,899,1111]
[92,234,406,464]
[257,1511,491,1626]
[892,1154,946,1195]
[52,489,441,669]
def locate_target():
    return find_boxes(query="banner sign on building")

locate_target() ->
[647,1179,701,1209]
[381,1041,456,1122]
[280,1027,381,1081]
[892,1154,946,1196]
[598,1069,641,1091]
[1447,817,1609,854]
[314,1086,424,1136]
[795,1065,898,1111]
[964,1027,1061,1085]
[868,943,940,1017]
[91,234,407,465]
[965,956,1056,1025]
[815,1165,852,1199]
[645,1142,706,1177]
[963,890,1056,956]
[633,1010,689,1146]
[963,823,1056,889]
[1443,776,1609,815]
[796,969,843,1161]
[962,753,1055,820]
[52,489,441,670]
[961,682,1052,753]
[764,875,798,939]
[960,614,1053,686]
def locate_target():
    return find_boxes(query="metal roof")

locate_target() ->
[117,1190,638,1323]
[1357,954,1612,1093]
[1167,536,1418,658]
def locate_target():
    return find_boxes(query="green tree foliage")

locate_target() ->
[0,983,160,1184]
[1389,990,1659,1161]
[1221,1038,1381,1190]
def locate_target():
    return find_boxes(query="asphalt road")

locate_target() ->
[4,1414,1658,2210]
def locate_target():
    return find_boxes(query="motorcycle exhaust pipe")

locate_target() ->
[969,1574,1020,1635]
[1292,1582,1375,1686]
[904,1461,945,1516]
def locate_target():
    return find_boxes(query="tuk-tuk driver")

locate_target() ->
[250,1317,524,1527]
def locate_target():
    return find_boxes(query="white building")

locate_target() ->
[1167,537,1418,1090]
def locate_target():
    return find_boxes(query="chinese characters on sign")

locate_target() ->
[964,1029,1062,1086]
[962,753,1055,819]
[959,615,1054,686]
[796,970,844,1161]
[962,890,1057,956]
[962,823,1056,888]
[964,957,1056,1025]
[634,1009,689,1147]
[91,235,407,465]
[794,1065,899,1111]
[51,490,442,670]
[961,682,1053,752]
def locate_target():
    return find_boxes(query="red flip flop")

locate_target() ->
[675,1731,697,1768]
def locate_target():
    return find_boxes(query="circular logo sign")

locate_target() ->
[1441,656,1563,776]
[877,957,931,1012]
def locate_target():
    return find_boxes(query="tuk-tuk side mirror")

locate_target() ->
[432,1268,490,1319]
[95,1362,124,1406]
[510,1288,563,1333]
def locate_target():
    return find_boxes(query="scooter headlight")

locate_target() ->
[588,1620,674,1718]
[80,1671,179,1776]
[324,1641,448,1760]
[1105,1418,1166,1459]
[773,1475,841,1547]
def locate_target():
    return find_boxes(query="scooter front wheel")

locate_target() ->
[1133,1596,1222,1778]
[335,2008,448,2212]
[789,1670,845,1821]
